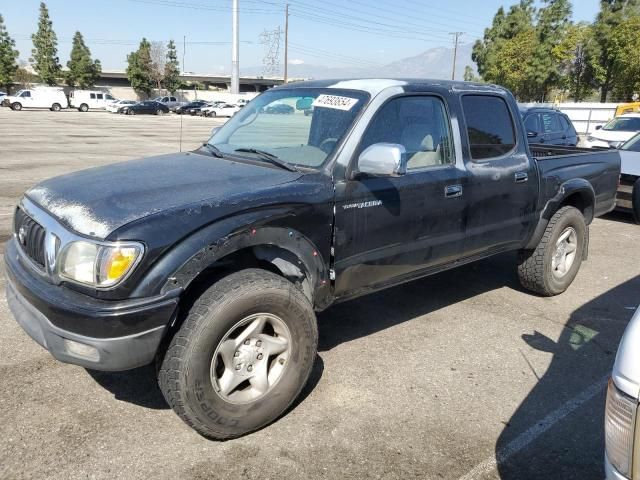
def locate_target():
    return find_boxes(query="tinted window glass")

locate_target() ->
[359,96,454,169]
[541,113,561,133]
[20,91,31,98]
[621,134,640,152]
[462,95,516,159]
[90,93,96,99]
[524,114,540,133]
[559,115,570,131]
[96,93,104,100]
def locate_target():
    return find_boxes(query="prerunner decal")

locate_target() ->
[312,94,359,111]
[342,200,383,210]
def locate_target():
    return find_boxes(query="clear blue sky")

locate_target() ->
[2,0,601,74]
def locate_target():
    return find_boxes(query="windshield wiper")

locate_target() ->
[234,148,298,172]
[201,143,224,158]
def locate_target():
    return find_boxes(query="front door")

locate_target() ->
[333,94,467,296]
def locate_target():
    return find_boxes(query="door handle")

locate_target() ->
[515,172,528,184]
[444,184,463,198]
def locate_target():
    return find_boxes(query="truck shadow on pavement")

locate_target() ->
[495,275,640,479]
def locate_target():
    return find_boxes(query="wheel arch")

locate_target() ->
[132,218,332,309]
[525,179,595,250]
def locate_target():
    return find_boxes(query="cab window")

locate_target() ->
[358,96,454,170]
[541,113,561,133]
[20,91,31,98]
[524,114,540,133]
[462,95,516,160]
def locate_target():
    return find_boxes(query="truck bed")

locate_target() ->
[529,144,610,159]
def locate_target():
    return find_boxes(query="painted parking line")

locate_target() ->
[458,375,609,480]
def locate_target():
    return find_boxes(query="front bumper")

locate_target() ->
[4,238,179,371]
[606,453,632,480]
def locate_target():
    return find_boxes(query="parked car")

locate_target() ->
[69,90,117,112]
[605,306,640,480]
[0,91,6,103]
[107,99,137,113]
[265,103,295,114]
[153,95,185,111]
[5,79,620,441]
[186,101,216,116]
[583,113,640,149]
[615,132,640,222]
[175,100,207,115]
[119,100,169,115]
[205,103,241,117]
[200,101,227,117]
[521,107,578,146]
[2,87,67,111]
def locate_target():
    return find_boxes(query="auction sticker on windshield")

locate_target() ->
[313,94,359,111]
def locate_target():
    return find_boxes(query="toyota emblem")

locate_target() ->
[18,225,27,245]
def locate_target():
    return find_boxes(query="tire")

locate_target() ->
[158,269,318,440]
[518,206,587,296]
[633,178,640,224]
[11,102,22,111]
[51,103,61,112]
[210,111,217,117]
[156,109,164,116]
[128,109,135,115]
[79,103,89,112]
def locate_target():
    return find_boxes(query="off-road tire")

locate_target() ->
[518,206,587,296]
[158,268,318,440]
[632,178,640,224]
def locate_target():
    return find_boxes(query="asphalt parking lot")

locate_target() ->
[1,106,639,480]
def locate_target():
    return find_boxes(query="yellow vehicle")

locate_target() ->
[616,102,640,116]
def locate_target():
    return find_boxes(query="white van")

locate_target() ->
[4,88,68,111]
[69,90,117,112]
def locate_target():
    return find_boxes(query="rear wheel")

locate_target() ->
[79,103,89,112]
[210,111,217,117]
[11,102,22,111]
[158,269,318,440]
[51,103,61,112]
[518,206,587,296]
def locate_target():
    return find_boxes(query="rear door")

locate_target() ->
[459,94,539,256]
[540,111,564,145]
[333,93,467,295]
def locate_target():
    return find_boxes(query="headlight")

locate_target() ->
[605,379,637,478]
[59,241,143,287]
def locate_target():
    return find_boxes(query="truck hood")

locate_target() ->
[613,306,640,400]
[25,152,301,239]
[620,150,640,177]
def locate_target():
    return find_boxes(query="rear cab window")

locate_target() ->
[462,95,516,160]
[541,112,561,133]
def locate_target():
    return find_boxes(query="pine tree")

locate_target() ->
[30,2,60,85]
[66,31,101,88]
[164,39,181,94]
[0,14,19,93]
[126,38,154,97]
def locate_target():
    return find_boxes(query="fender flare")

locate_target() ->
[131,211,331,307]
[525,178,595,250]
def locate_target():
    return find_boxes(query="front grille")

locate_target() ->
[14,208,47,268]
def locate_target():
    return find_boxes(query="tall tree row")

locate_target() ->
[0,14,19,93]
[66,31,101,88]
[474,0,640,102]
[126,38,181,96]
[30,2,60,85]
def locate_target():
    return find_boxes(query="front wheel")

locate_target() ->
[11,102,22,111]
[518,206,587,296]
[158,269,318,440]
[156,109,164,116]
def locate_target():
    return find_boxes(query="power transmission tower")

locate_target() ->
[450,32,464,81]
[259,27,282,76]
[231,0,239,93]
[284,3,289,84]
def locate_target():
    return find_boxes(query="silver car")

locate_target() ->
[605,306,640,479]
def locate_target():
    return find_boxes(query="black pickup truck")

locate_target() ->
[4,79,620,439]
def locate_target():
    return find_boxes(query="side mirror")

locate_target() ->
[527,130,538,138]
[356,143,407,178]
[595,125,602,130]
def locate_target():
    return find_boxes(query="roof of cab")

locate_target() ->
[275,78,507,96]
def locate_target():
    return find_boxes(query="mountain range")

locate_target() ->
[241,43,476,80]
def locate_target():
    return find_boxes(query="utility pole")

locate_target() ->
[450,32,464,81]
[182,35,186,73]
[284,3,289,84]
[231,0,240,94]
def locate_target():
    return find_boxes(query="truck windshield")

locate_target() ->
[621,133,640,152]
[602,116,640,132]
[208,88,369,168]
